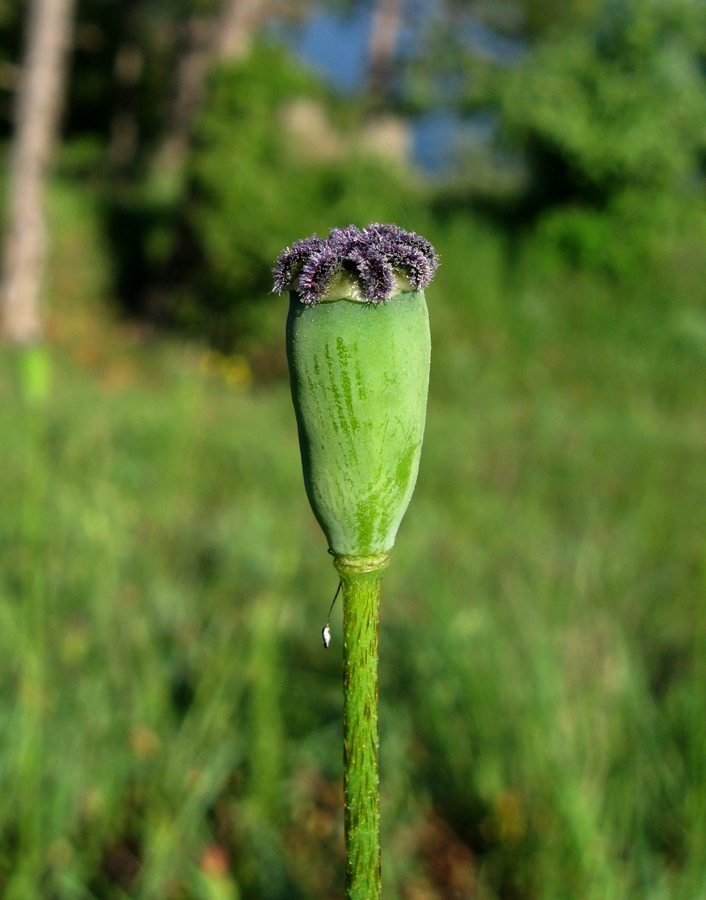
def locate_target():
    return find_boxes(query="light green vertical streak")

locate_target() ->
[13,349,51,896]
[335,553,389,900]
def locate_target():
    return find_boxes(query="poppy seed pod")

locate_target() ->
[275,223,437,558]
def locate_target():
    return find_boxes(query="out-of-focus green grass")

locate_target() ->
[1,180,705,900]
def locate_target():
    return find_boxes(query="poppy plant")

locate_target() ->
[274,223,437,900]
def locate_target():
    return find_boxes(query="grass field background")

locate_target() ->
[1,179,705,899]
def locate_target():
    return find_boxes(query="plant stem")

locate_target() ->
[334,553,390,900]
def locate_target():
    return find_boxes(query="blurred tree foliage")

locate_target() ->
[415,0,706,277]
[4,0,706,336]
[496,0,706,278]
[501,0,706,203]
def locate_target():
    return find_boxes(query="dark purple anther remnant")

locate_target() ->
[272,223,439,306]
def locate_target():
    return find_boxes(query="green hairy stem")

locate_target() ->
[335,553,390,900]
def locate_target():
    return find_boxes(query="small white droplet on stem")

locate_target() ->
[321,581,340,649]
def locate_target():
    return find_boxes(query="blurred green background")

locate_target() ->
[2,0,706,897]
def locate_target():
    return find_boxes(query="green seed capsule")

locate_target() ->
[286,288,430,557]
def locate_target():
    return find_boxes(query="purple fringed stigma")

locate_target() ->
[273,223,439,306]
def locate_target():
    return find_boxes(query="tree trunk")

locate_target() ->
[154,0,269,179]
[217,0,268,59]
[1,0,76,345]
[367,0,404,95]
[154,14,216,176]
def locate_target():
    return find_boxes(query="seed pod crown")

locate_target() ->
[273,223,439,306]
